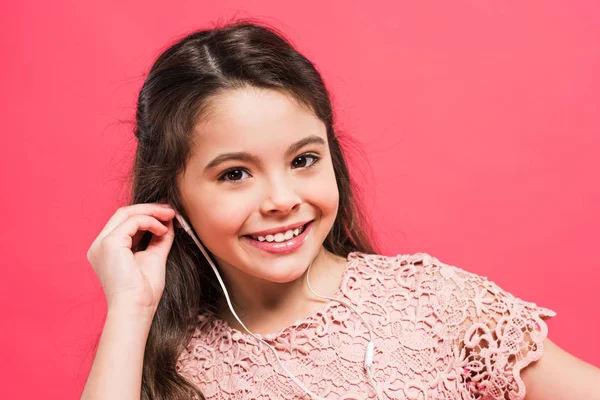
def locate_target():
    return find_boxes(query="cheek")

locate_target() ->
[305,167,340,217]
[196,194,253,238]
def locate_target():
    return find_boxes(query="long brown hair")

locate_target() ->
[128,18,380,399]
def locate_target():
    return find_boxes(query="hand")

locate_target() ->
[86,203,177,314]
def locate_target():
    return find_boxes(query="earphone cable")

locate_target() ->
[176,215,327,399]
[306,260,382,400]
[176,214,381,400]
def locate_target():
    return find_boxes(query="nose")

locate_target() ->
[260,175,302,215]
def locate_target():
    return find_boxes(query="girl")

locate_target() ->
[81,20,600,400]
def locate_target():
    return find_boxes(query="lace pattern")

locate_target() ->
[176,252,555,399]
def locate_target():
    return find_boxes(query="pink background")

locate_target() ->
[1,0,598,398]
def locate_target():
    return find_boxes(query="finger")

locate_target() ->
[105,214,170,250]
[145,218,175,261]
[137,219,174,298]
[131,230,146,249]
[94,204,174,246]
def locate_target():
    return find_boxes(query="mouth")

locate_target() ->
[244,221,311,243]
[241,220,314,255]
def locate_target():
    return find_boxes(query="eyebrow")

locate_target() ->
[203,135,326,172]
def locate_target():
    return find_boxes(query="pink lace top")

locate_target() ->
[176,252,556,399]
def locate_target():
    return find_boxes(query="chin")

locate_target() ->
[244,252,312,283]
[236,239,320,284]
[260,264,309,284]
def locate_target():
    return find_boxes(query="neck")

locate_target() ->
[214,247,348,335]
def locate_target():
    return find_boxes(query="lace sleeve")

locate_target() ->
[422,254,557,400]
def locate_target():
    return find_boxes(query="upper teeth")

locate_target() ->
[252,225,304,242]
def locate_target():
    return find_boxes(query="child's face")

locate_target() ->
[178,87,339,284]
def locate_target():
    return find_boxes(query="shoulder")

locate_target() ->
[343,251,456,299]
[349,251,559,400]
[347,250,556,328]
[347,250,457,285]
[348,250,443,273]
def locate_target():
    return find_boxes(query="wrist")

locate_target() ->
[107,304,156,322]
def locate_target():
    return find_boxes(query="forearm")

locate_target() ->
[80,307,154,400]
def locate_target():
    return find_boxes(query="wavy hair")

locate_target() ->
[129,18,379,399]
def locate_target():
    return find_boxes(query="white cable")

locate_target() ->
[306,261,382,400]
[175,213,382,400]
[176,215,326,399]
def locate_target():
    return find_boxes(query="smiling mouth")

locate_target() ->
[244,222,310,243]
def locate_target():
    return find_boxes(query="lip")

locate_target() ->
[241,221,313,254]
[244,219,313,237]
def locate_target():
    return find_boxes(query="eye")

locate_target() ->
[218,168,250,183]
[292,153,320,169]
